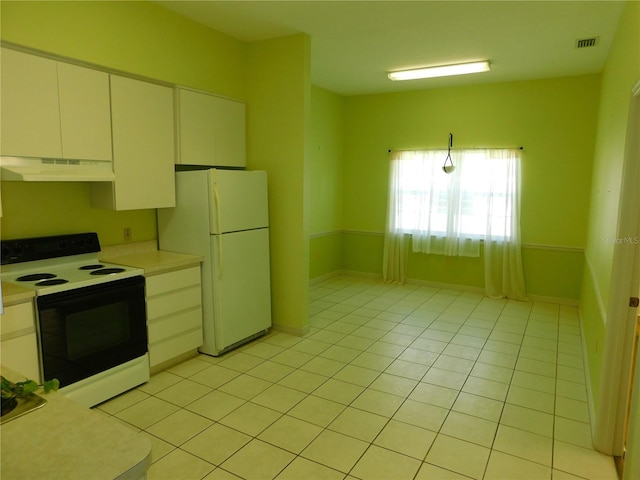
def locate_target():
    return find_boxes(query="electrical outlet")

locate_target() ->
[124,227,132,242]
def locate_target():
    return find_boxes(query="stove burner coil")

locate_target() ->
[79,264,105,270]
[35,279,69,286]
[90,268,126,275]
[16,273,56,282]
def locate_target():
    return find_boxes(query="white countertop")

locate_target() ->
[99,250,203,276]
[1,281,36,306]
[1,368,151,480]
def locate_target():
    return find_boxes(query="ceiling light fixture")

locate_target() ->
[388,61,491,81]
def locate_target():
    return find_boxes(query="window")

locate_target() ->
[387,148,521,257]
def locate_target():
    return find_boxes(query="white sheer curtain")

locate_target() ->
[480,149,528,300]
[383,150,409,284]
[383,148,527,300]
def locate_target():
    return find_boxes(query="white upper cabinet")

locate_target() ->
[91,75,175,210]
[0,48,112,161]
[176,88,246,168]
[57,62,112,161]
[1,48,62,158]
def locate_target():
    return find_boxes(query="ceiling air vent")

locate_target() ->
[576,37,599,48]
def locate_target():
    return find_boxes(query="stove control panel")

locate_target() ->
[1,233,101,265]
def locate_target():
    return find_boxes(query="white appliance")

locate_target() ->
[0,233,149,408]
[157,169,272,356]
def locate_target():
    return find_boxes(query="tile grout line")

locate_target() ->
[95,276,597,479]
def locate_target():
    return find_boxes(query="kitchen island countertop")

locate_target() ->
[0,368,151,480]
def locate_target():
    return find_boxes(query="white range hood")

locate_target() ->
[0,156,115,182]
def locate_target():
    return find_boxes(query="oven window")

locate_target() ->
[66,302,131,360]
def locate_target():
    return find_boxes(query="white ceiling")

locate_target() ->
[156,0,626,96]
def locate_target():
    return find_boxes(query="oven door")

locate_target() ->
[36,276,147,388]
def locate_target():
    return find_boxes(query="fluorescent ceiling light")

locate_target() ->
[388,61,491,81]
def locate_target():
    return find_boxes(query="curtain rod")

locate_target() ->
[388,146,524,153]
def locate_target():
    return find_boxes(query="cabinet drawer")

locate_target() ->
[146,267,200,297]
[148,307,202,344]
[0,333,40,381]
[147,285,201,320]
[149,330,204,367]
[1,302,35,337]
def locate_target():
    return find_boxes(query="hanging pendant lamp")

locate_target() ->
[443,133,455,174]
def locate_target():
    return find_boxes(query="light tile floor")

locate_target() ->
[94,275,619,480]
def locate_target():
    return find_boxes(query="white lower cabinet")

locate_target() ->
[0,301,40,381]
[145,266,203,368]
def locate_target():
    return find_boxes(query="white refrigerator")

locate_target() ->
[157,168,272,356]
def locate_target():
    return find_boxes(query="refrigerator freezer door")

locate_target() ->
[209,228,272,352]
[209,169,268,234]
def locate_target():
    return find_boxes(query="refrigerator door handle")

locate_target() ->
[213,184,224,275]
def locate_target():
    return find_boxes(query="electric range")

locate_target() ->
[1,232,150,408]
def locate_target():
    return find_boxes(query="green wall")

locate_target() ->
[246,34,312,333]
[580,0,640,412]
[310,86,344,235]
[307,67,601,302]
[335,75,600,300]
[0,0,247,245]
[0,182,155,246]
[309,86,345,279]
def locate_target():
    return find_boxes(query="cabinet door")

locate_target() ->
[0,48,62,158]
[92,76,175,210]
[177,89,246,168]
[0,302,40,381]
[57,62,112,161]
[1,334,40,381]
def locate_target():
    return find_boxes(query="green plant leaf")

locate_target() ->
[43,378,60,393]
[1,376,13,393]
[15,380,39,395]
[1,376,60,397]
